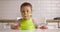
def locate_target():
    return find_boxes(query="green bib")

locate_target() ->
[19,18,35,30]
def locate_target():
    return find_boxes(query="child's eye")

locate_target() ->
[22,11,25,12]
[27,10,28,12]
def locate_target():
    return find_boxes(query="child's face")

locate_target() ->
[21,6,32,19]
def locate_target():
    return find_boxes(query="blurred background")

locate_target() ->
[0,0,60,29]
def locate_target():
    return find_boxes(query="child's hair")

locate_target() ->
[20,2,32,10]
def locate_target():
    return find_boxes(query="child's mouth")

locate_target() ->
[24,14,28,16]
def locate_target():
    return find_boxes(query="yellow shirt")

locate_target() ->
[18,18,35,30]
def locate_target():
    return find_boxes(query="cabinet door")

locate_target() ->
[47,22,58,29]
[58,22,60,28]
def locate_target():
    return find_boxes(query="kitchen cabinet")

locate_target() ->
[46,20,60,29]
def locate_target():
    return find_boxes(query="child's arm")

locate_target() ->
[32,19,48,29]
[11,22,19,30]
[35,25,48,29]
[11,19,21,30]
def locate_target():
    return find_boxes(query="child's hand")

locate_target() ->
[11,23,19,30]
[40,26,48,29]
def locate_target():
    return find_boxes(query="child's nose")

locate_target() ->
[24,12,27,14]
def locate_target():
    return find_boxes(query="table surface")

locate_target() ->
[0,29,60,32]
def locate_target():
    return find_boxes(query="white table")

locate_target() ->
[0,29,60,32]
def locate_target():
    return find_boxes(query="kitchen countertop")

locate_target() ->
[46,20,60,22]
[0,19,17,23]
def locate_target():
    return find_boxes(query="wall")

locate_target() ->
[0,0,20,19]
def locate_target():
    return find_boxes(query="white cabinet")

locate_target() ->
[46,20,60,29]
[47,22,58,29]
